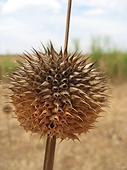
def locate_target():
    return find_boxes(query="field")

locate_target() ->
[0,82,127,170]
[0,51,127,170]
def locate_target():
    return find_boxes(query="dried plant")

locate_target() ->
[9,45,108,141]
[3,104,13,115]
[8,0,109,169]
[3,104,13,146]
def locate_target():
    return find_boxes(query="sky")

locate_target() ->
[0,0,127,54]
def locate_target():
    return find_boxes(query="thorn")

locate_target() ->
[41,42,47,53]
[59,47,63,56]
[64,47,67,56]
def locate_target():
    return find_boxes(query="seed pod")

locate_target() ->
[3,104,13,114]
[9,43,108,140]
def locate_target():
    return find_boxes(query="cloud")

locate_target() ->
[0,0,127,53]
[74,0,127,16]
[84,9,105,16]
[75,0,125,8]
[1,0,61,14]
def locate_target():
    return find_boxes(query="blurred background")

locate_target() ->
[0,0,127,80]
[0,0,127,170]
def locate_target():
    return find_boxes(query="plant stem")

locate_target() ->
[64,0,72,55]
[43,135,56,170]
[43,1,72,169]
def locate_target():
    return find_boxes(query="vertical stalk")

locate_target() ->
[64,0,72,55]
[43,0,72,170]
[43,135,56,170]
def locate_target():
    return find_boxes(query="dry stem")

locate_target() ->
[64,0,72,55]
[43,0,72,169]
[43,135,56,170]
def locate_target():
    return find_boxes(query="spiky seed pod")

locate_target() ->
[9,43,108,140]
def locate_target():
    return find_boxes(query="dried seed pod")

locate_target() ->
[3,104,13,114]
[9,43,109,140]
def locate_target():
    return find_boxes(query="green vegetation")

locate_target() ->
[0,54,18,80]
[90,36,127,81]
[0,37,127,81]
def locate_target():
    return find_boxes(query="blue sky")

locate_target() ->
[0,0,127,54]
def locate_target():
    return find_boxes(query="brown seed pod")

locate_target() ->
[9,43,108,140]
[3,104,13,114]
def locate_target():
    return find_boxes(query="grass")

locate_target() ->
[90,36,127,81]
[90,51,127,80]
[0,54,19,80]
[0,37,127,81]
